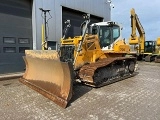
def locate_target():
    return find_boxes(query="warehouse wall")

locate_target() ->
[32,0,111,50]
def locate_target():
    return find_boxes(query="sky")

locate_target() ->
[111,0,160,43]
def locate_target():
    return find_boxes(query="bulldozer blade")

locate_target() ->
[19,54,73,108]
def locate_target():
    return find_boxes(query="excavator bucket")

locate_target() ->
[19,50,73,108]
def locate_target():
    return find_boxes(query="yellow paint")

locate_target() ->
[157,37,160,46]
[41,24,45,50]
[156,37,160,54]
[129,8,145,54]
[61,34,129,70]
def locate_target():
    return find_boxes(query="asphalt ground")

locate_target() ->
[0,62,160,120]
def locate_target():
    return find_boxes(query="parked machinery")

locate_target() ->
[155,37,160,62]
[129,8,160,62]
[19,14,137,108]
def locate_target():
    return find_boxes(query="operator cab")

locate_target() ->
[90,21,123,50]
[144,41,156,53]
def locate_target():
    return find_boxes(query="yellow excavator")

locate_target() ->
[155,37,160,62]
[144,37,160,62]
[129,8,160,62]
[19,14,137,108]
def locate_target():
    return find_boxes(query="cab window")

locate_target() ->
[113,26,120,41]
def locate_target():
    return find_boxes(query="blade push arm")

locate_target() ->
[73,14,90,65]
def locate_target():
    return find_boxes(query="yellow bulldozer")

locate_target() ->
[19,14,137,108]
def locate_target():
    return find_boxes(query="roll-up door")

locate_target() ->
[62,7,103,38]
[0,0,32,74]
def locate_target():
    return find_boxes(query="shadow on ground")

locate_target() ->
[67,83,92,107]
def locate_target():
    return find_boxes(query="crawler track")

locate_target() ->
[79,57,137,87]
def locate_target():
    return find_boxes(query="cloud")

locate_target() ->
[111,0,160,41]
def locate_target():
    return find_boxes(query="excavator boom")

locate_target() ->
[129,8,145,54]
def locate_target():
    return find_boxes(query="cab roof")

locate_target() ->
[90,21,121,27]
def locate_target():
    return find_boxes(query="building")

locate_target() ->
[0,0,110,74]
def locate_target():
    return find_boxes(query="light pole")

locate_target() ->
[39,8,52,50]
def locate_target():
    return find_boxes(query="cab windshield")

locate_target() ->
[92,24,120,48]
[145,41,155,53]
